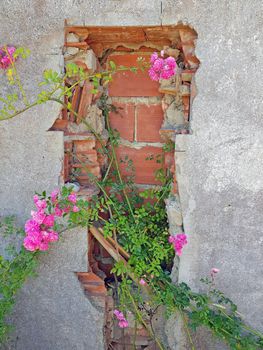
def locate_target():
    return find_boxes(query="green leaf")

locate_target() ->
[109,60,116,70]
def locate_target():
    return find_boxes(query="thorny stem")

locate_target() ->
[132,319,138,350]
[125,286,166,350]
[214,305,263,339]
[179,310,196,350]
[0,84,61,121]
[102,157,113,182]
[105,111,135,221]
[0,101,38,120]
[73,153,122,217]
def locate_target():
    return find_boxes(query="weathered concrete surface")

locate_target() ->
[0,0,262,349]
[161,0,263,348]
[0,2,162,349]
[1,227,104,350]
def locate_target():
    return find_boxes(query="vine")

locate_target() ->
[0,46,262,350]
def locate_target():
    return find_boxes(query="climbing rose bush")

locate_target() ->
[148,52,177,81]
[0,46,16,69]
[23,188,81,252]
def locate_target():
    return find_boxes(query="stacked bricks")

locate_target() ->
[108,52,175,187]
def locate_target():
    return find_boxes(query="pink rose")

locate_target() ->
[51,189,59,203]
[25,219,40,234]
[54,206,63,217]
[68,193,77,204]
[72,205,79,212]
[23,237,38,251]
[150,52,158,63]
[31,210,46,224]
[169,233,187,256]
[118,320,129,328]
[43,215,55,227]
[139,278,146,286]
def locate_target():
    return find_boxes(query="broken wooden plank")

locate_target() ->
[98,227,130,260]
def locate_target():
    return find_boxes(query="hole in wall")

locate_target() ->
[51,22,200,349]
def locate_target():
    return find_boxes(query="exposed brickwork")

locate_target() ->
[61,24,200,350]
[116,145,165,185]
[136,103,163,142]
[108,54,161,97]
[109,102,135,141]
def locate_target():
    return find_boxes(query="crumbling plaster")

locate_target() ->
[0,1,262,349]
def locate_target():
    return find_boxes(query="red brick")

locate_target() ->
[109,103,135,141]
[77,81,93,124]
[116,145,164,185]
[182,95,190,121]
[100,246,112,259]
[50,118,68,131]
[184,54,200,69]
[74,150,98,164]
[98,262,113,276]
[108,54,161,97]
[73,139,96,152]
[95,140,108,168]
[69,85,81,122]
[164,152,175,173]
[136,104,163,142]
[63,141,73,182]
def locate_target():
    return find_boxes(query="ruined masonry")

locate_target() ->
[49,24,199,349]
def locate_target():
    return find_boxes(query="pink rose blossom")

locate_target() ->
[152,58,164,72]
[68,193,77,204]
[63,206,71,213]
[38,242,49,251]
[211,268,220,274]
[114,309,129,328]
[47,231,59,242]
[54,206,63,217]
[0,46,16,69]
[23,237,38,251]
[118,319,129,328]
[169,234,187,256]
[114,310,124,319]
[165,56,176,69]
[25,219,40,234]
[150,52,158,63]
[148,68,159,81]
[139,278,146,286]
[148,52,177,82]
[51,189,59,203]
[31,210,46,224]
[7,46,15,56]
[33,196,47,211]
[43,215,55,227]
[41,230,58,243]
[72,205,79,212]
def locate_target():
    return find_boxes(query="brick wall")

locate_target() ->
[108,52,174,187]
[54,24,199,350]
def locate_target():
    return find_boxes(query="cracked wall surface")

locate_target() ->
[0,1,263,349]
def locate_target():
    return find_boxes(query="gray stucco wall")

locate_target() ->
[0,1,262,349]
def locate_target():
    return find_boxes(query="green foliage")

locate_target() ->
[0,217,38,343]
[0,47,262,350]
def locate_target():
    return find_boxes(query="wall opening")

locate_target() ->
[50,23,200,349]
